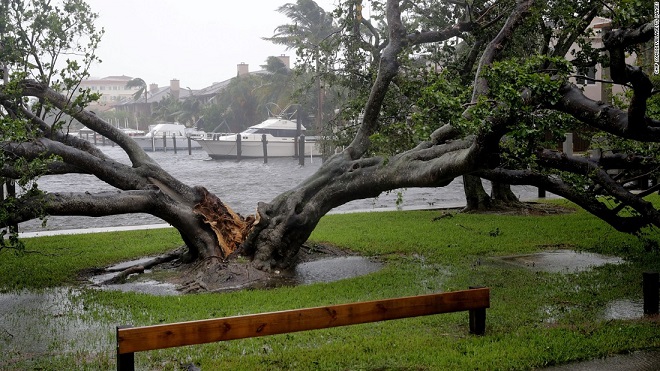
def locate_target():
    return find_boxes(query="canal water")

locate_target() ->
[19,146,548,232]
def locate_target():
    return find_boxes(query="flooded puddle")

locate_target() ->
[0,288,115,361]
[293,256,383,284]
[95,279,179,296]
[89,269,179,296]
[604,299,645,320]
[499,250,623,273]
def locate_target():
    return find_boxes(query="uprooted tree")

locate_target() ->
[2,0,660,275]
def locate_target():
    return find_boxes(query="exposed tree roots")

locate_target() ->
[89,244,351,293]
[461,201,575,216]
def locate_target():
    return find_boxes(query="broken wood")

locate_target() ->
[193,188,256,257]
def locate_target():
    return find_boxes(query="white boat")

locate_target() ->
[132,123,203,151]
[119,127,145,137]
[195,117,321,159]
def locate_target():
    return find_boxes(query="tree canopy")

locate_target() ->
[1,0,659,274]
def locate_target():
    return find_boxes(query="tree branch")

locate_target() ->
[551,82,660,141]
[603,22,655,129]
[407,22,474,46]
[348,0,407,158]
[477,166,656,234]
[1,190,157,226]
[1,139,152,191]
[471,0,535,101]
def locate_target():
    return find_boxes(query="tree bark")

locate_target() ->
[491,182,520,204]
[463,175,492,211]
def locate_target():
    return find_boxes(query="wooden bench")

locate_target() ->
[116,287,490,370]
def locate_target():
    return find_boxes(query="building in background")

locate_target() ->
[79,75,138,112]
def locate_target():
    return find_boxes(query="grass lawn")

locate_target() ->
[1,198,659,370]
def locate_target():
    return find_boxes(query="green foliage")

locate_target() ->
[475,56,580,168]
[647,75,660,120]
[482,56,570,111]
[604,0,654,28]
[414,71,473,136]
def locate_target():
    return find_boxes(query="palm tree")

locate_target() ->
[178,96,202,127]
[253,57,294,110]
[264,0,336,50]
[151,93,181,122]
[264,0,338,133]
[125,77,147,103]
[125,77,150,125]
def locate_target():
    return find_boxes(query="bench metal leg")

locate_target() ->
[469,308,486,335]
[469,286,486,335]
[117,325,135,371]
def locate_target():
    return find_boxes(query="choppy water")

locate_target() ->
[18,146,548,232]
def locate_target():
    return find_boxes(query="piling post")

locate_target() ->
[262,134,268,164]
[151,136,155,152]
[236,134,242,161]
[563,133,573,157]
[172,134,177,154]
[295,113,301,157]
[102,136,106,146]
[162,132,167,152]
[643,272,659,315]
[298,135,305,166]
[187,136,192,155]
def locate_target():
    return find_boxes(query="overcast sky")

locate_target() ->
[85,0,337,89]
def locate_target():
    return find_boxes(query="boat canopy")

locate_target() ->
[144,123,187,138]
[250,118,307,131]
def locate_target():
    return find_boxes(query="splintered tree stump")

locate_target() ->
[193,188,256,257]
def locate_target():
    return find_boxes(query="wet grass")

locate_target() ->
[1,198,659,370]
[0,228,182,290]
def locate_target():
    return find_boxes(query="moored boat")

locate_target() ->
[194,117,321,159]
[132,122,204,151]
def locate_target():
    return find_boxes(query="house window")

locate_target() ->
[576,66,596,85]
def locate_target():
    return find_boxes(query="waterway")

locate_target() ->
[18,146,549,233]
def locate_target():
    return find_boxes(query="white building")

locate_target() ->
[78,75,140,111]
